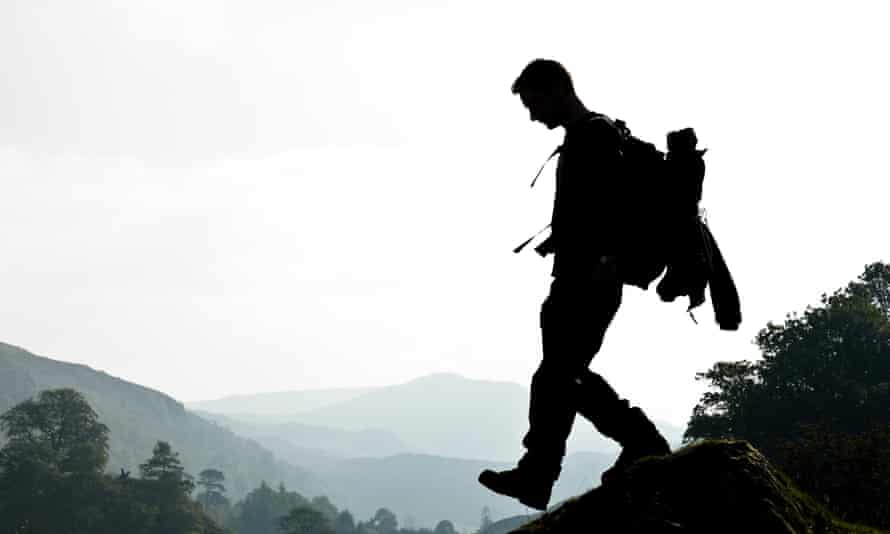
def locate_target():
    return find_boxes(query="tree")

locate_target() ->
[333,510,356,534]
[0,388,111,533]
[279,506,334,534]
[198,468,227,495]
[310,495,339,522]
[231,481,311,534]
[140,440,195,493]
[0,390,222,534]
[369,508,398,534]
[0,388,109,473]
[433,519,457,534]
[478,507,493,534]
[197,468,230,526]
[137,441,205,532]
[685,261,890,528]
[686,262,890,453]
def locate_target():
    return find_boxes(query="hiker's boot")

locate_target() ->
[478,467,554,511]
[600,407,671,484]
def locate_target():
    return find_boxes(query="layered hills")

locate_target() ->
[0,341,621,529]
[191,372,685,461]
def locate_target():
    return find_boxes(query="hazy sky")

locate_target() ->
[2,0,888,426]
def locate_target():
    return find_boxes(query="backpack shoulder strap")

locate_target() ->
[529,145,562,188]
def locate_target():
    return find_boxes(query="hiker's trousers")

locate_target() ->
[519,275,630,478]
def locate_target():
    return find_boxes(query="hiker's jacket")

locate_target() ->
[549,112,623,278]
[656,217,742,331]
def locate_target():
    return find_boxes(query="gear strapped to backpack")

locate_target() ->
[611,120,708,291]
[514,116,741,330]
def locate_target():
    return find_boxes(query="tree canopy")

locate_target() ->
[0,389,222,533]
[279,506,335,534]
[685,261,890,528]
[0,388,109,474]
[686,262,890,452]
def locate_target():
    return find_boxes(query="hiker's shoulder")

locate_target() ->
[572,112,621,142]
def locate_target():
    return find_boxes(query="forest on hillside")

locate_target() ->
[0,388,480,534]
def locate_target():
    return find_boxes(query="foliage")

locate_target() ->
[0,388,109,474]
[778,424,890,529]
[279,506,335,534]
[433,520,457,534]
[368,508,398,534]
[0,389,223,533]
[199,468,227,494]
[140,440,196,494]
[0,341,315,503]
[685,262,890,528]
[229,481,312,534]
[198,467,232,526]
[223,486,463,534]
[0,385,465,534]
[334,510,356,534]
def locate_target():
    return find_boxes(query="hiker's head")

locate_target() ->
[512,59,580,129]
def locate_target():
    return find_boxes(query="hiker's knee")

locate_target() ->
[533,358,585,388]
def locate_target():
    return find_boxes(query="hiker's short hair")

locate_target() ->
[511,59,575,95]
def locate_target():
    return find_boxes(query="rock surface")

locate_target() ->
[510,440,869,534]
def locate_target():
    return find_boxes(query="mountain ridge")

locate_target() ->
[192,372,685,461]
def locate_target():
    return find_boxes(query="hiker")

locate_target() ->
[478,59,671,511]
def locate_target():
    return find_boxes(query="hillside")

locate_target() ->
[0,342,618,529]
[0,342,320,499]
[189,387,373,417]
[194,411,414,461]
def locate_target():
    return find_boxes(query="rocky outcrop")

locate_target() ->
[511,440,871,534]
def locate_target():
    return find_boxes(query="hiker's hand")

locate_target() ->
[534,236,556,257]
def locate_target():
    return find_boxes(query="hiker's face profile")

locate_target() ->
[519,89,560,130]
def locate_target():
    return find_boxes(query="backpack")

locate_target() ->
[514,117,742,329]
[515,117,707,291]
[612,120,708,290]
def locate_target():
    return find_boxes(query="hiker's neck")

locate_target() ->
[561,98,591,128]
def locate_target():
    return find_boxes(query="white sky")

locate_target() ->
[2,0,888,426]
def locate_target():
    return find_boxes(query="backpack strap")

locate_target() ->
[513,223,551,254]
[529,112,613,188]
[529,145,562,188]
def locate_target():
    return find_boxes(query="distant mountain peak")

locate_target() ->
[402,372,523,388]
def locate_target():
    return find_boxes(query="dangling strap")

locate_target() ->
[530,145,562,188]
[513,224,551,253]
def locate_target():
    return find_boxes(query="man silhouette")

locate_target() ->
[478,59,671,510]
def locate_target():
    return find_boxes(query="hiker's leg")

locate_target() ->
[573,369,631,439]
[519,277,622,478]
[574,370,665,446]
[574,369,671,482]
